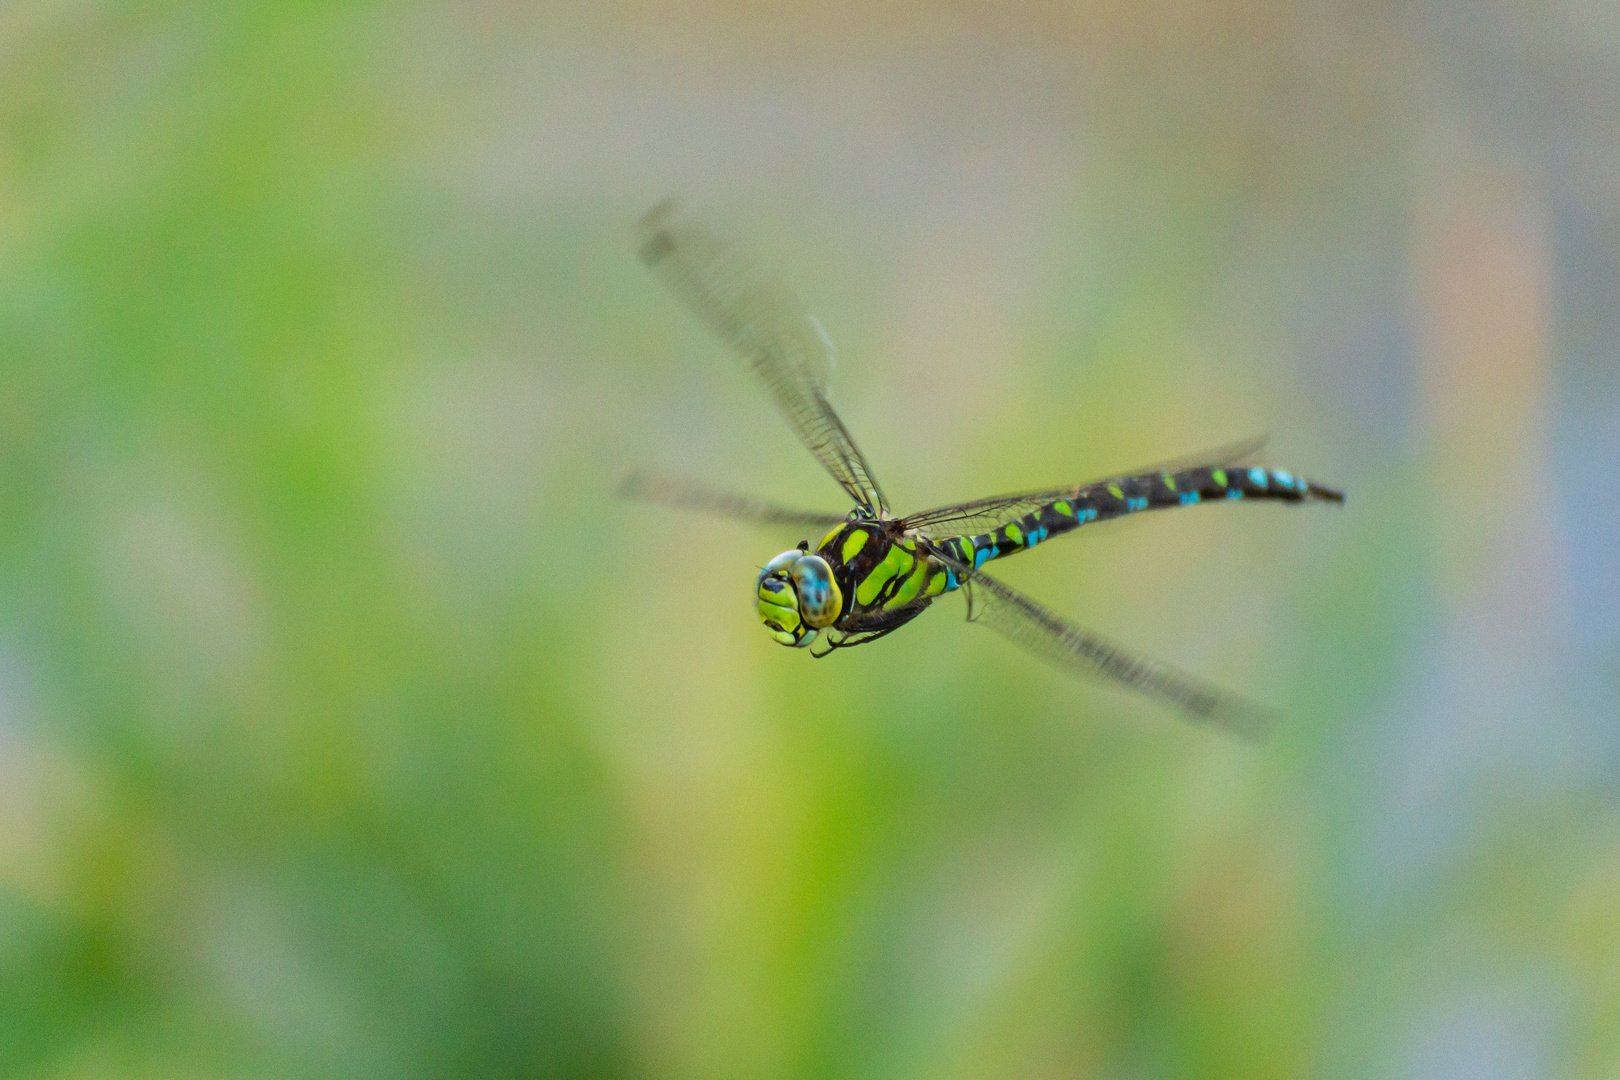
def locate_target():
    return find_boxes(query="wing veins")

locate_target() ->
[928,546,1274,740]
[901,435,1271,538]
[638,201,888,515]
[618,470,849,528]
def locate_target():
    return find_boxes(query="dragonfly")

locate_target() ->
[622,201,1343,740]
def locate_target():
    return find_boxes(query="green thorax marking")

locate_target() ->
[856,540,915,605]
[816,523,948,615]
[841,529,870,563]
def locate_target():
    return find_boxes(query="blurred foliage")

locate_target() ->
[1,3,1618,1079]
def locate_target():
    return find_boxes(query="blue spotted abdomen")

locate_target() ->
[937,466,1343,571]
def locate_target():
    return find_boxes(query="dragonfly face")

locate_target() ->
[756,547,843,648]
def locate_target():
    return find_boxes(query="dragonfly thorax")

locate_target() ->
[756,546,843,648]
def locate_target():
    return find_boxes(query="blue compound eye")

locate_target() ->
[791,554,842,630]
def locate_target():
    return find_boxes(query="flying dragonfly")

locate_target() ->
[622,201,1343,740]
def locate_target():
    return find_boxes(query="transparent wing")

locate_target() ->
[638,201,889,516]
[900,436,1269,539]
[618,470,849,529]
[931,548,1274,740]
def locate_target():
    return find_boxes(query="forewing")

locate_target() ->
[638,201,888,515]
[932,549,1274,740]
[901,436,1270,539]
[618,470,849,529]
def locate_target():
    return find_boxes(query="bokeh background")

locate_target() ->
[2,2,1618,1077]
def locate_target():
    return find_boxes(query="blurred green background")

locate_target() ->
[2,2,1618,1077]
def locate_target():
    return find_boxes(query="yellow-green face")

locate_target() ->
[756,550,843,647]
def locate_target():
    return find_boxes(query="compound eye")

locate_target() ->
[761,550,801,577]
[791,554,842,629]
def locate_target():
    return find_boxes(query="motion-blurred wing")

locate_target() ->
[901,436,1270,539]
[933,549,1274,740]
[638,201,889,516]
[618,470,849,529]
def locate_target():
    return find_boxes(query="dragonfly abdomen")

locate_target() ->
[939,465,1344,570]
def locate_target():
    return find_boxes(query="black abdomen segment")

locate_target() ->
[942,466,1344,570]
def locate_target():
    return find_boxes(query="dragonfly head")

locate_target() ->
[756,543,842,647]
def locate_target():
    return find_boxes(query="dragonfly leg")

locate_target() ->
[811,623,907,656]
[810,601,931,656]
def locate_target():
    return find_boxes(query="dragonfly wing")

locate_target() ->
[618,470,849,529]
[639,201,889,516]
[932,549,1274,740]
[900,436,1271,538]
